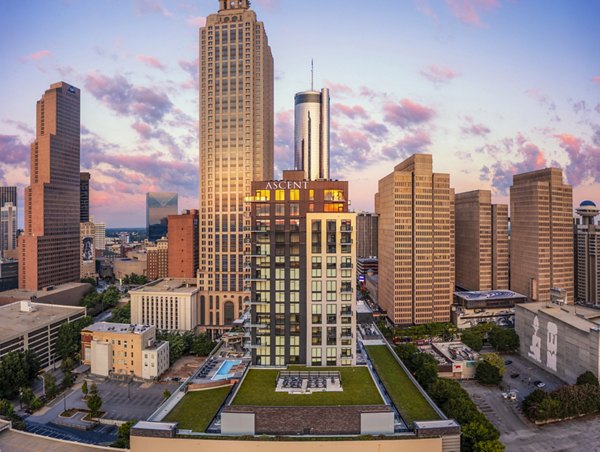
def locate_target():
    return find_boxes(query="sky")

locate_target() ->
[0,0,599,227]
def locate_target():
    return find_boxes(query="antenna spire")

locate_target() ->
[311,59,314,91]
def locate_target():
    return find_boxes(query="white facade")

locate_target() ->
[142,341,170,380]
[294,89,330,180]
[90,340,112,377]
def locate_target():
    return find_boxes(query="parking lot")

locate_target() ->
[501,353,564,398]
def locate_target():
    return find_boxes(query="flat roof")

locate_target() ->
[133,421,177,431]
[517,302,600,332]
[0,302,85,344]
[454,290,527,301]
[356,299,372,314]
[432,342,479,363]
[0,426,114,451]
[85,322,153,335]
[0,282,90,299]
[130,278,199,294]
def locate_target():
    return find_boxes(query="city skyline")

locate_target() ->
[0,0,599,227]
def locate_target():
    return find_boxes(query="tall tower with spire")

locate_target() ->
[198,0,274,335]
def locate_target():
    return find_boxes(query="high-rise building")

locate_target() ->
[0,187,17,210]
[575,200,599,305]
[455,190,509,291]
[19,82,81,290]
[168,209,199,278]
[80,172,90,223]
[198,0,274,335]
[356,212,378,258]
[294,88,330,180]
[94,220,106,252]
[147,237,169,280]
[146,192,178,243]
[246,171,356,366]
[375,154,455,325]
[510,168,574,303]
[80,221,95,279]
[0,203,17,259]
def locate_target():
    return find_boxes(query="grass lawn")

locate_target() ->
[232,366,384,406]
[164,386,232,432]
[366,345,440,427]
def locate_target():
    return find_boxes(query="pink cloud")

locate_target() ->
[335,104,368,120]
[187,16,206,27]
[420,65,460,85]
[381,130,432,160]
[383,99,435,128]
[0,135,29,165]
[444,0,501,27]
[254,0,279,10]
[323,81,354,97]
[136,54,166,70]
[461,118,490,136]
[133,0,172,17]
[593,76,600,84]
[22,50,51,61]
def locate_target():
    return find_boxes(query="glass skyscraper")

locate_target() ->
[146,192,178,243]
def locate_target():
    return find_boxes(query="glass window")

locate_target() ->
[275,190,285,201]
[290,189,300,201]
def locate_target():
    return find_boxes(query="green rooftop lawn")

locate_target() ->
[365,345,440,427]
[164,385,232,432]
[232,366,384,407]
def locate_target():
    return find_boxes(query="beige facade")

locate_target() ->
[455,190,508,291]
[130,278,201,331]
[198,0,274,335]
[113,257,147,281]
[82,322,169,379]
[575,201,600,305]
[80,222,96,279]
[147,237,168,280]
[510,168,574,303]
[375,154,455,325]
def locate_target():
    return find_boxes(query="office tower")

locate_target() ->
[80,221,95,279]
[18,82,81,290]
[375,154,455,325]
[147,237,169,280]
[0,187,17,210]
[455,190,509,291]
[246,171,356,366]
[198,0,274,335]
[147,192,178,243]
[510,168,574,303]
[356,212,378,258]
[94,221,106,252]
[0,203,17,258]
[294,88,330,180]
[168,209,199,278]
[575,200,599,305]
[80,172,90,223]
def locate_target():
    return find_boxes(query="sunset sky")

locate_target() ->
[1,0,599,227]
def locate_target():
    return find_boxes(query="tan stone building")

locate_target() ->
[198,0,274,335]
[19,82,81,290]
[147,238,168,280]
[81,322,169,380]
[168,210,199,279]
[510,168,574,303]
[375,154,455,325]
[455,190,508,291]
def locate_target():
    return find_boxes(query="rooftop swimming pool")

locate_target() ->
[212,360,242,381]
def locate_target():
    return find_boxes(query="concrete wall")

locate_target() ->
[360,412,394,435]
[221,412,255,435]
[91,340,112,377]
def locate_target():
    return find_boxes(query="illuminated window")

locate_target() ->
[275,190,285,201]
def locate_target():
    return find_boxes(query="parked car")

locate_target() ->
[510,373,520,379]
[535,381,546,388]
[501,392,509,399]
[504,359,513,365]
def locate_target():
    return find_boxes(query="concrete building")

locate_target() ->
[147,237,169,280]
[80,172,90,223]
[80,222,96,279]
[113,256,147,281]
[510,168,574,303]
[19,82,81,290]
[0,259,18,292]
[0,301,86,369]
[147,192,178,243]
[455,190,508,291]
[0,202,17,259]
[0,282,91,307]
[419,342,479,379]
[575,200,600,305]
[375,154,455,325]
[198,0,274,334]
[515,302,600,384]
[357,257,378,280]
[167,210,199,279]
[81,322,169,380]
[356,213,378,259]
[0,187,17,211]
[294,88,330,180]
[94,220,106,253]
[130,278,201,331]
[246,171,356,366]
[452,290,527,329]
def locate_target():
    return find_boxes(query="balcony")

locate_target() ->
[341,263,353,269]
[340,238,353,245]
[340,286,353,294]
[341,331,353,338]
[340,226,353,232]
[340,310,353,317]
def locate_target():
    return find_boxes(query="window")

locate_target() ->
[311,257,322,278]
[275,190,285,201]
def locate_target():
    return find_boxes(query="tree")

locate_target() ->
[461,329,484,352]
[163,389,171,399]
[481,353,505,376]
[191,333,216,357]
[0,399,15,418]
[0,351,40,399]
[20,387,35,409]
[81,277,98,287]
[87,383,103,418]
[43,372,58,399]
[56,316,93,360]
[474,439,505,452]
[112,420,136,449]
[475,360,502,385]
[462,420,500,452]
[110,302,131,323]
[576,371,599,386]
[488,326,519,352]
[82,380,89,398]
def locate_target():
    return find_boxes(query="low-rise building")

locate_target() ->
[419,342,479,379]
[113,256,147,281]
[81,322,169,380]
[130,278,201,331]
[0,301,86,369]
[452,290,528,329]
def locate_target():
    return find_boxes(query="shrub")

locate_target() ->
[576,371,599,386]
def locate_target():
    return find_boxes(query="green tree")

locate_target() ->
[81,277,98,287]
[112,420,136,449]
[475,360,502,385]
[481,353,505,376]
[0,399,15,418]
[521,389,548,419]
[43,372,58,399]
[163,389,171,399]
[576,371,599,386]
[462,420,500,452]
[55,316,93,360]
[20,387,35,409]
[474,439,505,452]
[461,329,484,351]
[82,380,89,397]
[190,333,216,357]
[0,351,40,399]
[488,326,519,352]
[110,302,131,323]
[87,383,102,418]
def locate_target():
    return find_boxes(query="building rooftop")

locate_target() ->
[0,282,91,300]
[0,302,85,344]
[517,302,600,333]
[356,299,372,314]
[432,342,479,363]
[454,290,527,301]
[84,322,153,335]
[130,278,199,294]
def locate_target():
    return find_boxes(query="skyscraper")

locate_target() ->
[575,200,599,305]
[147,237,169,280]
[294,88,330,180]
[168,209,199,279]
[356,212,378,258]
[80,172,90,223]
[198,0,274,335]
[510,168,574,303]
[19,82,81,290]
[146,192,178,243]
[455,190,509,291]
[0,203,17,259]
[375,154,455,325]
[0,187,17,210]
